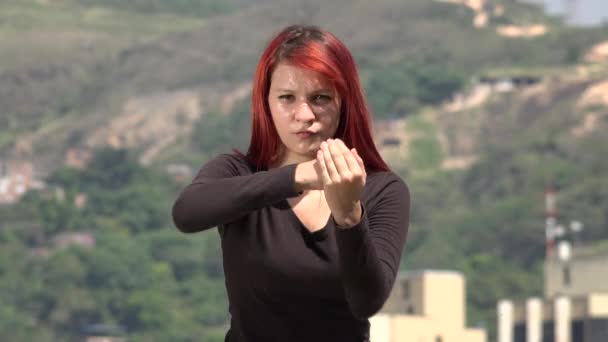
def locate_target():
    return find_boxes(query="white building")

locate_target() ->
[497,240,608,342]
[371,270,487,342]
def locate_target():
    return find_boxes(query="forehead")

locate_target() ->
[269,63,333,91]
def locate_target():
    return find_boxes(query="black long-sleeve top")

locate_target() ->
[171,153,410,342]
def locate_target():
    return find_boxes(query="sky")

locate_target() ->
[534,0,608,27]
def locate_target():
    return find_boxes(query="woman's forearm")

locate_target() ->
[334,179,410,319]
[172,157,300,233]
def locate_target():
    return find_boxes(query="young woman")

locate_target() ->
[172,24,411,342]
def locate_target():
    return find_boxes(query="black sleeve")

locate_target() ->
[172,154,301,233]
[333,174,411,319]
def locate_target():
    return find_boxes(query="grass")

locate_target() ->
[0,0,205,71]
[1,0,607,169]
[0,0,210,157]
[406,114,444,170]
[406,114,437,137]
[0,1,205,35]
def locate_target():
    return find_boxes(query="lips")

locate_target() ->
[295,130,316,138]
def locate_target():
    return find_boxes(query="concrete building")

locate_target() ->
[497,241,608,342]
[371,270,487,342]
[544,241,608,298]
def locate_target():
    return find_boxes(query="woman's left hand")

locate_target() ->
[316,138,366,228]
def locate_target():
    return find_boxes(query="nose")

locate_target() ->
[294,102,316,123]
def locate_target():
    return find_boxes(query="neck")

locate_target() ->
[271,149,314,168]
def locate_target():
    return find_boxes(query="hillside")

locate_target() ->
[2,0,608,172]
[1,0,608,340]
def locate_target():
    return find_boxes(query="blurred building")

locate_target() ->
[51,232,96,250]
[371,270,487,342]
[81,324,125,342]
[497,241,608,342]
[0,158,45,204]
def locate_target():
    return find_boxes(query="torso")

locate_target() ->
[286,190,332,233]
[218,155,393,341]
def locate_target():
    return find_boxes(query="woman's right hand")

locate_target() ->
[295,158,324,192]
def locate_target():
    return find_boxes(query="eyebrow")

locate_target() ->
[275,88,333,93]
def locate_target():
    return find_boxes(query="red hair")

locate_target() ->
[239,24,389,172]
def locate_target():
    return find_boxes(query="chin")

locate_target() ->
[290,146,316,159]
[304,143,321,154]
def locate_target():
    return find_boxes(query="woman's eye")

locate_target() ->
[279,94,294,101]
[312,95,331,104]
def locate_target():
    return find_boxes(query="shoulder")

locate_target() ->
[195,152,255,178]
[366,171,409,192]
[363,171,410,207]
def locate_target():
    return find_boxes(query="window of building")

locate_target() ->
[514,323,527,342]
[587,318,608,342]
[563,265,571,286]
[402,280,410,300]
[571,320,584,342]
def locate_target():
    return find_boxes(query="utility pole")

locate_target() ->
[545,185,558,257]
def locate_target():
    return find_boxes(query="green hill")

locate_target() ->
[2,0,608,169]
[1,0,608,340]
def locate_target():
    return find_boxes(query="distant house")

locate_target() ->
[0,158,44,204]
[374,118,408,157]
[477,75,542,93]
[81,324,126,342]
[51,232,96,250]
[371,270,487,342]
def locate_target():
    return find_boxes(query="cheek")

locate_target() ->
[269,104,292,136]
[320,104,341,129]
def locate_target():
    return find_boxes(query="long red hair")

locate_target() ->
[239,24,389,172]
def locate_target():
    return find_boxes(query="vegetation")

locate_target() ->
[363,62,467,118]
[67,0,233,18]
[403,80,608,336]
[0,147,228,341]
[1,0,607,340]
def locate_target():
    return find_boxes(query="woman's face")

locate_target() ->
[268,62,342,165]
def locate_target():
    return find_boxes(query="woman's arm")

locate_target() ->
[334,175,410,319]
[171,154,301,233]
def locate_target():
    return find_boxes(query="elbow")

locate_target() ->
[346,278,393,319]
[171,199,200,234]
[347,294,387,320]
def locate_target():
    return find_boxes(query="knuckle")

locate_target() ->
[343,173,354,183]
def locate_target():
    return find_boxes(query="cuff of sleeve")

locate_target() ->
[334,205,369,244]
